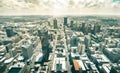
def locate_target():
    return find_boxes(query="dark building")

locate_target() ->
[8,68,21,73]
[110,65,120,73]
[84,35,91,49]
[93,24,101,34]
[103,48,120,63]
[6,28,15,37]
[64,17,68,26]
[70,34,78,47]
[0,63,6,73]
[38,28,50,62]
[85,24,91,35]
[8,63,27,73]
[53,19,57,28]
[81,22,86,34]
[70,20,74,27]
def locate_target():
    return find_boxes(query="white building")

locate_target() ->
[51,57,67,73]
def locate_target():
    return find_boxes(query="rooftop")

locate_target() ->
[52,57,67,72]
[73,60,80,71]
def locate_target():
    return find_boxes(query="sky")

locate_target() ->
[0,0,120,15]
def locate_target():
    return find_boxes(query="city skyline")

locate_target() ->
[0,0,120,16]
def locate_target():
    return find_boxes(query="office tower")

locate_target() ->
[78,44,85,55]
[70,20,74,27]
[70,34,78,47]
[64,17,67,25]
[81,22,85,34]
[85,24,91,35]
[38,29,50,62]
[110,65,120,73]
[21,43,33,60]
[53,19,57,28]
[8,62,27,73]
[84,35,91,49]
[6,28,15,37]
[94,24,101,34]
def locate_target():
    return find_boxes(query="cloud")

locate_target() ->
[0,0,120,15]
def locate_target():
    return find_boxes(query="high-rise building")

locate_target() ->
[110,64,120,73]
[84,35,91,49]
[38,29,50,62]
[94,24,101,34]
[8,62,27,73]
[85,24,91,35]
[70,20,74,27]
[70,34,78,47]
[81,22,85,34]
[53,19,57,28]
[6,28,15,37]
[78,44,85,55]
[64,17,67,25]
[21,43,33,60]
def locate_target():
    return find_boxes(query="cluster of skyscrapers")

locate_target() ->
[0,16,120,73]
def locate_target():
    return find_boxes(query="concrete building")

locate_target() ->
[9,48,17,57]
[72,60,81,73]
[6,27,16,37]
[53,19,58,29]
[38,28,50,62]
[70,20,74,27]
[64,17,68,26]
[101,64,112,73]
[93,24,101,34]
[103,48,120,62]
[84,35,91,49]
[81,22,86,34]
[78,44,85,55]
[110,64,120,73]
[21,40,33,60]
[0,45,6,54]
[51,57,67,73]
[91,53,110,70]
[70,34,78,47]
[72,59,99,73]
[8,62,28,73]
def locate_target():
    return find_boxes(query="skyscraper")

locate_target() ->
[70,20,74,27]
[64,17,67,25]
[53,19,57,28]
[84,35,91,49]
[6,28,15,37]
[94,24,101,34]
[81,22,85,34]
[38,28,50,62]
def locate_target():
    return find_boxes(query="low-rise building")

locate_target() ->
[51,57,67,73]
[8,62,27,73]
